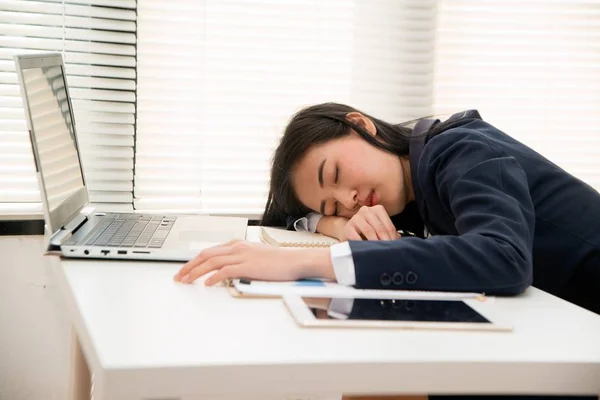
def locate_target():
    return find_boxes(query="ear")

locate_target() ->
[346,112,377,136]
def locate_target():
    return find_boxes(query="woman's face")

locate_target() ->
[291,113,412,219]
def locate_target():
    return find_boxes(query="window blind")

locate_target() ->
[434,0,600,191]
[135,0,437,217]
[0,0,137,214]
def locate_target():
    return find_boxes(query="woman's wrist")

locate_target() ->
[292,248,336,281]
[316,215,348,241]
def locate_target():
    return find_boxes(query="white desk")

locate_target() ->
[53,227,600,400]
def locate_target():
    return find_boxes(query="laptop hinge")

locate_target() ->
[49,213,88,247]
[63,212,88,233]
[49,229,72,247]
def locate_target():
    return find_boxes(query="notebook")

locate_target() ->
[260,226,339,247]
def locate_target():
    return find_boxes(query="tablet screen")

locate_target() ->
[304,297,490,324]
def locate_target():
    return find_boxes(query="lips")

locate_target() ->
[363,190,376,207]
[370,191,377,206]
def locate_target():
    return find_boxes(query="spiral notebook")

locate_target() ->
[260,226,339,247]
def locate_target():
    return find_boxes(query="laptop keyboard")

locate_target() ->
[72,213,177,248]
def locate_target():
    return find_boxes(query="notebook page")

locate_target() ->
[260,226,339,247]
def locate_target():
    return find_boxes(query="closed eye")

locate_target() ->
[332,165,339,216]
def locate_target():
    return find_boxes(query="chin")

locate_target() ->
[388,201,406,216]
[381,204,394,216]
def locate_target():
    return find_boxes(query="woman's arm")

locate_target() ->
[176,127,534,293]
[315,216,349,240]
[349,128,536,295]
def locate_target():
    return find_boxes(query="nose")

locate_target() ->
[336,188,358,211]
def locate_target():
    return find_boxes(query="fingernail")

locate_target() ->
[181,275,190,283]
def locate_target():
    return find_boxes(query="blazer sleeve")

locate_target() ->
[350,129,535,295]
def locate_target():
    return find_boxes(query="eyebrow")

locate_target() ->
[318,159,326,188]
[318,159,326,215]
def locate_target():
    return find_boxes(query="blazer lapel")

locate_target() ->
[409,118,439,232]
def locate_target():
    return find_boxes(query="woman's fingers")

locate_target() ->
[373,206,399,240]
[343,224,364,240]
[204,265,241,286]
[180,255,241,284]
[363,211,391,240]
[174,240,237,281]
[351,216,379,240]
[343,205,400,241]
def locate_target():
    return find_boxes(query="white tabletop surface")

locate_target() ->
[54,227,600,400]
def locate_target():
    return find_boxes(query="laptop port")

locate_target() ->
[101,250,110,255]
[117,250,127,255]
[84,250,89,255]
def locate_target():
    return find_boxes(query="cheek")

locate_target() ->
[341,160,367,183]
[293,185,313,211]
[293,176,321,212]
[338,208,358,219]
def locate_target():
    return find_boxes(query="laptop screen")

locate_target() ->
[20,64,85,213]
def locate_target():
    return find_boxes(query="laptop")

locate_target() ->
[14,53,248,261]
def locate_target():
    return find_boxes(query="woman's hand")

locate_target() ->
[173,240,335,285]
[343,205,400,241]
[316,205,400,241]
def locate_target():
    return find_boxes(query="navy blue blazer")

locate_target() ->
[350,111,600,304]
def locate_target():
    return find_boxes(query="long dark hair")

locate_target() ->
[260,102,415,227]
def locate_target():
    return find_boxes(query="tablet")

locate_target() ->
[283,295,511,332]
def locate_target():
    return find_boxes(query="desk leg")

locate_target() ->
[69,328,91,400]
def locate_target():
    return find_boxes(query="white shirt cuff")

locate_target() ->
[293,212,323,233]
[330,241,356,286]
[327,298,355,320]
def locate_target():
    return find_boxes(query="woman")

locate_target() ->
[174,103,600,314]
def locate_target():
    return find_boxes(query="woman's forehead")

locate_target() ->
[294,150,321,184]
[306,136,350,159]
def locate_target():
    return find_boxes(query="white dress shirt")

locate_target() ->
[327,297,354,320]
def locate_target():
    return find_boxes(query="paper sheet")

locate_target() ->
[231,279,487,301]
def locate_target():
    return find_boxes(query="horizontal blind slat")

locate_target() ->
[0,12,136,32]
[0,23,136,44]
[1,0,136,20]
[0,36,135,56]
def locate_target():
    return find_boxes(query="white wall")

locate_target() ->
[0,235,70,400]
